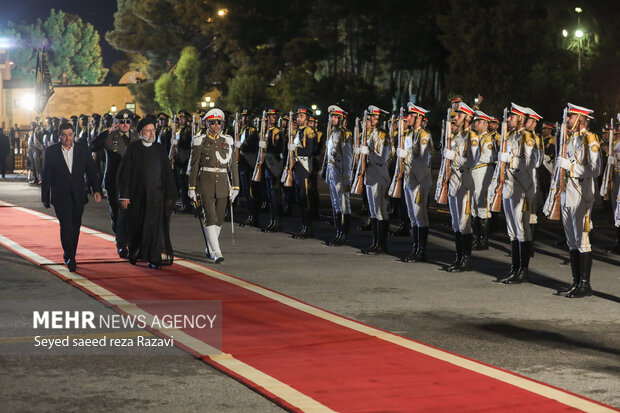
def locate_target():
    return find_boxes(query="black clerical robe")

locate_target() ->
[117,140,177,265]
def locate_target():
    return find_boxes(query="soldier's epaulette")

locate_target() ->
[271,127,281,134]
[304,127,316,139]
[376,129,387,140]
[344,130,352,141]
[479,133,492,145]
[221,133,234,145]
[524,131,536,147]
[584,131,599,145]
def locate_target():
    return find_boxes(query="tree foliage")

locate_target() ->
[2,9,108,84]
[153,46,202,114]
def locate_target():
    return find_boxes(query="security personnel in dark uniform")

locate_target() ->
[77,114,89,144]
[289,106,317,239]
[90,109,140,256]
[235,108,261,227]
[258,108,284,232]
[156,113,173,155]
[169,109,193,212]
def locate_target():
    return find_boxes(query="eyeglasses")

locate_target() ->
[208,120,223,125]
[118,120,131,125]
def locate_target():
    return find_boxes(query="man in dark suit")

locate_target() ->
[41,122,102,272]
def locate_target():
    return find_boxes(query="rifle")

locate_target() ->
[194,194,211,257]
[320,118,332,180]
[434,108,452,204]
[352,117,361,173]
[282,111,295,187]
[600,117,615,200]
[489,108,509,212]
[543,108,568,220]
[388,107,405,198]
[252,111,267,182]
[351,110,368,195]
[233,112,240,163]
[191,114,196,137]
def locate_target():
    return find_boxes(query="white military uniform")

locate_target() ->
[447,128,480,233]
[501,127,538,242]
[402,126,432,227]
[326,125,353,214]
[364,124,391,220]
[472,130,496,218]
[560,128,601,252]
[607,139,620,222]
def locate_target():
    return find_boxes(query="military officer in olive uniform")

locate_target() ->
[442,102,480,271]
[188,109,240,263]
[323,105,353,246]
[258,108,284,232]
[359,105,391,254]
[169,110,193,212]
[553,104,601,298]
[288,106,317,239]
[495,103,538,284]
[90,109,140,256]
[400,103,432,262]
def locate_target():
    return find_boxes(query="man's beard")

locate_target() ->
[142,134,156,143]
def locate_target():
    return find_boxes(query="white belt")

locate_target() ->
[201,167,227,173]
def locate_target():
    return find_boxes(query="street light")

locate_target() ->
[218,9,228,17]
[201,101,207,108]
[575,29,584,38]
[205,96,211,102]
[562,29,568,38]
[575,7,582,13]
[315,110,322,116]
[209,102,215,108]
[111,104,117,113]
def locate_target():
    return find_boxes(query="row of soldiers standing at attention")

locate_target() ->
[185,100,618,300]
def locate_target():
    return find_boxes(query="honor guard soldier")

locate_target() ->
[471,110,496,251]
[235,108,261,227]
[89,114,101,143]
[259,108,284,232]
[539,122,556,202]
[156,113,173,155]
[523,108,543,256]
[489,117,501,145]
[442,102,480,271]
[360,105,391,254]
[554,104,601,297]
[323,105,353,246]
[188,109,240,263]
[400,103,432,262]
[90,109,140,257]
[601,121,620,254]
[169,109,194,212]
[308,115,323,219]
[279,113,295,216]
[287,106,317,238]
[495,103,538,284]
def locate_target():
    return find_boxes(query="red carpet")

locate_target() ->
[0,201,616,413]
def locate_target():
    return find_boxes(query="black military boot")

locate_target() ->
[530,224,537,257]
[325,212,343,246]
[339,214,350,245]
[476,219,489,250]
[610,227,620,255]
[358,218,372,231]
[390,220,409,237]
[402,225,419,262]
[268,218,281,233]
[446,232,463,272]
[412,227,428,262]
[504,241,530,284]
[375,220,388,254]
[496,240,519,282]
[555,250,580,296]
[361,218,378,254]
[566,252,593,298]
[240,215,258,227]
[454,233,473,272]
[261,219,273,233]
[472,217,481,250]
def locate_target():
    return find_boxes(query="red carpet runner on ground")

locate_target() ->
[0,201,616,413]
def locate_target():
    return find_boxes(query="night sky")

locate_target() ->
[1,0,124,67]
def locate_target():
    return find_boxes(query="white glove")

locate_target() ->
[359,146,370,155]
[188,189,197,201]
[443,149,455,161]
[353,147,360,154]
[259,140,267,149]
[229,188,239,202]
[498,152,512,163]
[397,148,407,158]
[234,141,242,148]
[557,157,572,171]
[609,156,617,166]
[288,143,296,151]
[192,135,204,146]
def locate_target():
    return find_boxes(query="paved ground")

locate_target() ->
[0,176,619,411]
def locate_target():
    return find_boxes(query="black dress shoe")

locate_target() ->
[117,247,129,259]
[147,262,161,270]
[65,258,77,272]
